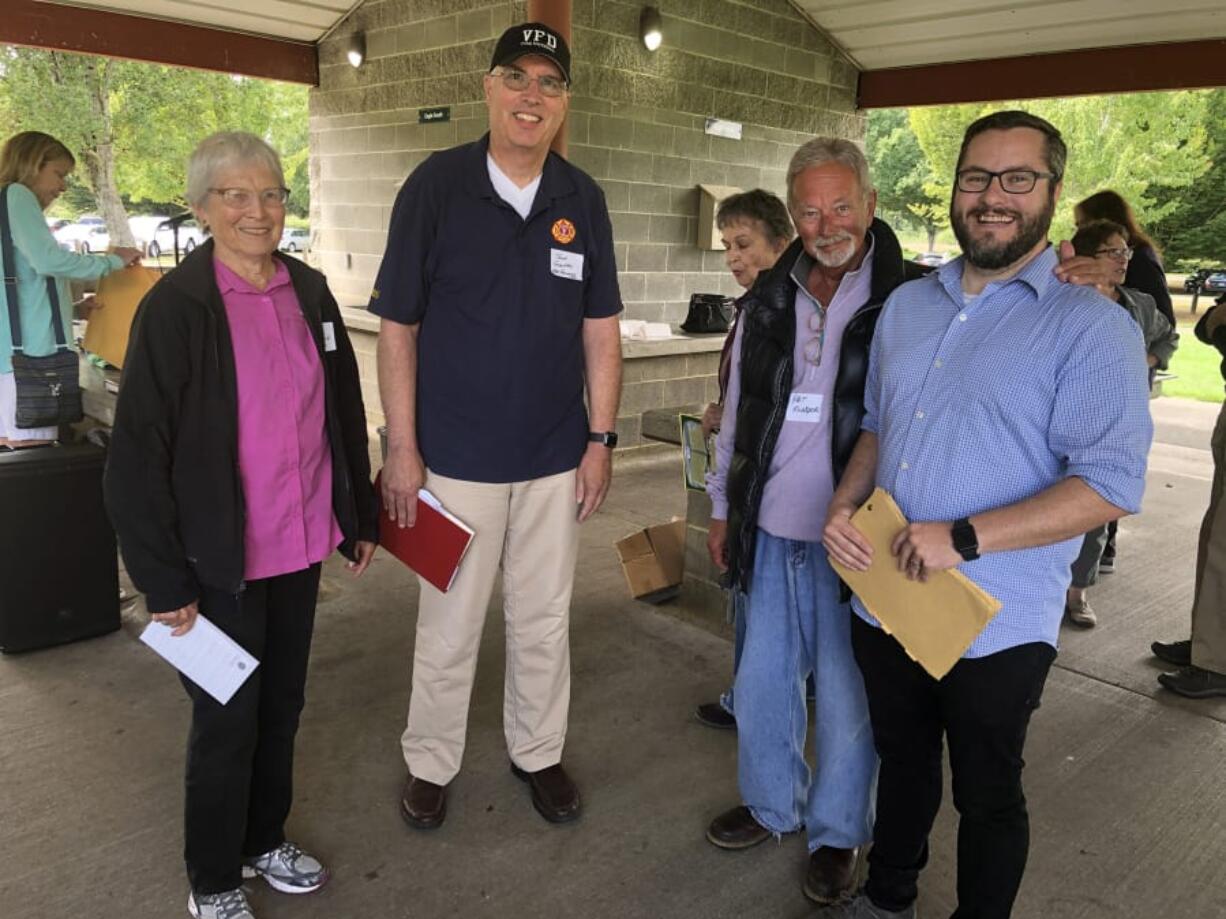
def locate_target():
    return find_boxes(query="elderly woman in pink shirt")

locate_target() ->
[105,132,377,919]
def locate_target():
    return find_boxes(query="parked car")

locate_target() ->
[914,252,944,267]
[75,224,111,253]
[146,217,207,258]
[1204,272,1226,294]
[1184,267,1218,293]
[53,215,105,251]
[279,227,310,253]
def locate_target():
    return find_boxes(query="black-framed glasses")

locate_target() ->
[955,169,1060,195]
[1094,246,1134,263]
[209,187,290,209]
[491,67,569,98]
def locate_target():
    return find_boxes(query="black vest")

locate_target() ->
[724,219,919,591]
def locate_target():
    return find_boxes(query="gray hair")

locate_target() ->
[785,137,873,209]
[185,132,285,207]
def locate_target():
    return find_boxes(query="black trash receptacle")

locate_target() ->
[0,442,120,653]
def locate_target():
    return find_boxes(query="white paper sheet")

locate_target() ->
[139,615,259,705]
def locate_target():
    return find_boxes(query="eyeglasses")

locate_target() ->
[209,187,290,209]
[490,67,568,98]
[955,169,1060,195]
[803,306,826,367]
[1094,246,1134,263]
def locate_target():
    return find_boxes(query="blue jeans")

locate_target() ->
[719,589,747,715]
[735,531,877,851]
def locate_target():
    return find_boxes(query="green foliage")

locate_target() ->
[0,46,309,216]
[870,92,1214,253]
[1151,90,1226,266]
[865,108,947,247]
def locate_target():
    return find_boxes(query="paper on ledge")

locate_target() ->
[829,488,1002,680]
[140,614,259,705]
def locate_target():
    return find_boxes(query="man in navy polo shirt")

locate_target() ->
[370,22,623,830]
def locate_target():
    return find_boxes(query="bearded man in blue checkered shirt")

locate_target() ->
[820,111,1153,919]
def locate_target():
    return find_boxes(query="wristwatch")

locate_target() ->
[951,517,979,562]
[589,431,618,448]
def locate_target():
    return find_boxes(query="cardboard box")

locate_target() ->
[615,518,686,603]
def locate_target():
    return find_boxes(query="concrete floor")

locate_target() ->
[2,397,1225,919]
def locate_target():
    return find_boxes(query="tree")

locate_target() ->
[1151,89,1226,266]
[0,45,310,239]
[866,108,947,250]
[0,49,136,244]
[903,95,1210,247]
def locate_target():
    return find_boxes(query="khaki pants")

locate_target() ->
[1192,403,1226,673]
[401,469,579,785]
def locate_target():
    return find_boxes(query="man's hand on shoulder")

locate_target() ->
[1053,240,1116,299]
[891,521,962,582]
[382,445,426,528]
[576,443,612,522]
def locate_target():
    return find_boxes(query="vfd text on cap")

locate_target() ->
[489,22,572,85]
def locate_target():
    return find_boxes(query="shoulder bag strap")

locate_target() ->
[1,184,24,353]
[0,184,69,354]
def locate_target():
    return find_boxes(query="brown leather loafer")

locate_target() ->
[400,773,447,830]
[804,845,860,904]
[706,805,771,850]
[511,762,581,823]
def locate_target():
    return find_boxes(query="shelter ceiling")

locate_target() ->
[792,0,1226,70]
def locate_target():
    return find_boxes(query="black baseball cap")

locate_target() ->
[489,22,571,85]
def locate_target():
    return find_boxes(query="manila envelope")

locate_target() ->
[829,487,1002,679]
[83,265,161,369]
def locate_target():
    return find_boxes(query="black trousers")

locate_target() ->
[182,564,321,895]
[851,616,1056,919]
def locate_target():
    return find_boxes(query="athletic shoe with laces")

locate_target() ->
[187,888,255,919]
[241,842,329,894]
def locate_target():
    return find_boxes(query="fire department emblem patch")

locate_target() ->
[551,218,577,245]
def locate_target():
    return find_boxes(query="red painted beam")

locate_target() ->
[2,0,319,85]
[859,39,1226,109]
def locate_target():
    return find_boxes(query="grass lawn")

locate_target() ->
[1165,292,1223,403]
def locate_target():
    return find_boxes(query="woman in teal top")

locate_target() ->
[0,131,141,447]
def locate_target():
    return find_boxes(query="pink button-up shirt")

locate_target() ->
[216,258,342,581]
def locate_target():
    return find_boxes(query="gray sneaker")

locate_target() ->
[187,888,255,919]
[241,841,329,894]
[820,893,916,918]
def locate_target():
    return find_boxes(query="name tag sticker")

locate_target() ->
[785,392,823,423]
[550,248,584,281]
[322,322,337,352]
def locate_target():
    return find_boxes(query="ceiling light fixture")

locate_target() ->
[640,7,663,52]
[347,31,366,68]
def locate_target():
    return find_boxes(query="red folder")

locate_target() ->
[375,473,475,593]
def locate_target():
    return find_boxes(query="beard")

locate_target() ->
[809,232,858,268]
[951,193,1055,270]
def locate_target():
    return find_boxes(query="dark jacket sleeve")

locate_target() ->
[1125,250,1174,328]
[103,287,198,613]
[322,288,378,545]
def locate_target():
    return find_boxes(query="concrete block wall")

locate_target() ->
[568,0,861,325]
[310,0,862,318]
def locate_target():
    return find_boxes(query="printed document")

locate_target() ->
[140,615,259,705]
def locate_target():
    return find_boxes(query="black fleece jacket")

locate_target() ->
[104,241,378,613]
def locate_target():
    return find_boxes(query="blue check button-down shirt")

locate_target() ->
[853,246,1153,657]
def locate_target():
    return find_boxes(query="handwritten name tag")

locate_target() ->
[551,248,584,281]
[785,392,823,423]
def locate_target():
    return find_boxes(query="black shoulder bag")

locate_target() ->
[680,292,733,334]
[1,185,83,429]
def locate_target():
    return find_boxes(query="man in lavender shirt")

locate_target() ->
[704,138,924,905]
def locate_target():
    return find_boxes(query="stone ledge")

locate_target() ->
[622,334,726,358]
